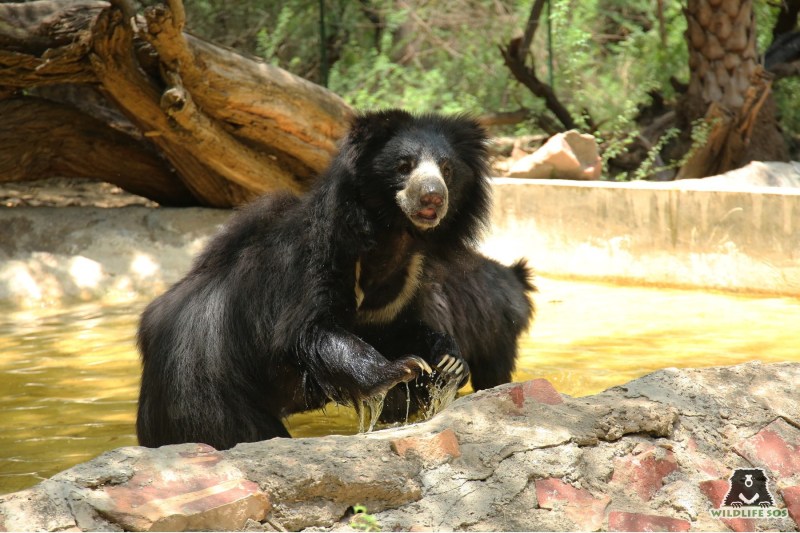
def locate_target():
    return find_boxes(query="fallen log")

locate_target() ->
[0,0,354,207]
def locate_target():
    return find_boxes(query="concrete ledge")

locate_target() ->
[1,179,799,308]
[483,178,800,296]
[0,207,230,308]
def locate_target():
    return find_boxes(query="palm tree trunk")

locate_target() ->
[678,0,788,178]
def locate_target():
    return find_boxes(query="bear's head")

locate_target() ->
[337,109,491,245]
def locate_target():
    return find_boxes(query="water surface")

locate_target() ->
[1,277,798,494]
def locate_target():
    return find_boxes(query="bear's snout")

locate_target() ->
[420,190,445,208]
[397,159,449,229]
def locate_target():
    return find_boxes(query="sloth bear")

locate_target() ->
[136,109,496,449]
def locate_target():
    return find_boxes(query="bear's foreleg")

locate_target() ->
[302,323,431,404]
[360,317,470,386]
[357,316,470,424]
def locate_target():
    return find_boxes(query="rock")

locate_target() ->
[36,443,268,532]
[734,418,800,481]
[225,436,423,531]
[0,481,83,532]
[608,511,691,532]
[698,479,756,532]
[390,428,461,466]
[535,477,610,531]
[783,486,800,526]
[610,445,678,501]
[508,130,602,180]
[675,161,800,189]
[2,363,799,532]
[507,378,564,406]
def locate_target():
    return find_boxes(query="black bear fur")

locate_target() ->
[136,110,493,449]
[378,253,535,422]
[422,253,535,391]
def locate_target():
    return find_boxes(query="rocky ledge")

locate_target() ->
[1,361,798,532]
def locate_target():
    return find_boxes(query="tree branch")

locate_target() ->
[477,108,533,128]
[520,0,547,59]
[90,5,250,206]
[499,38,577,131]
[140,2,303,195]
[0,0,355,206]
[144,4,352,175]
[0,1,100,86]
[499,0,580,132]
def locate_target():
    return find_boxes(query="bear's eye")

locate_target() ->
[397,160,414,174]
[440,161,452,179]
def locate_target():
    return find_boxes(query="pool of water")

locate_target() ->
[1,277,798,495]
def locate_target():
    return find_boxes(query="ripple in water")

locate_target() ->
[421,372,461,420]
[356,371,462,434]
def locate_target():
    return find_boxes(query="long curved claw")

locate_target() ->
[437,354,456,373]
[407,356,432,375]
[436,354,466,377]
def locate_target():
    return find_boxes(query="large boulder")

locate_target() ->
[508,130,602,180]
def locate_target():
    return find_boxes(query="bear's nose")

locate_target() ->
[420,191,444,207]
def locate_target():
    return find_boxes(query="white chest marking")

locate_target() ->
[354,259,365,309]
[355,253,424,325]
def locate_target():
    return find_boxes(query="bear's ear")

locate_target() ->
[328,109,415,178]
[438,114,490,153]
[347,109,413,145]
[340,109,414,158]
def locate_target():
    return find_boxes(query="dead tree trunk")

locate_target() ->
[0,0,354,207]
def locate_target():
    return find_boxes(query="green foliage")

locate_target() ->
[631,127,680,181]
[632,118,715,181]
[256,6,295,61]
[349,504,381,532]
[181,0,797,166]
[546,0,687,128]
[774,78,800,141]
[327,2,537,116]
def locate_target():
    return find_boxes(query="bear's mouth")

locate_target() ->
[416,207,438,220]
[412,207,441,228]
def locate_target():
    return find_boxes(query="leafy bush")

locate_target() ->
[183,0,797,164]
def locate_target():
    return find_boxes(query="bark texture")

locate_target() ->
[0,0,354,207]
[677,0,789,179]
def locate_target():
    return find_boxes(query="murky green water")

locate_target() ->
[2,277,799,495]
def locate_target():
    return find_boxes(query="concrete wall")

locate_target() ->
[484,178,800,295]
[0,207,231,308]
[1,179,798,308]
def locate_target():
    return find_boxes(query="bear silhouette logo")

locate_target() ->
[722,468,775,508]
